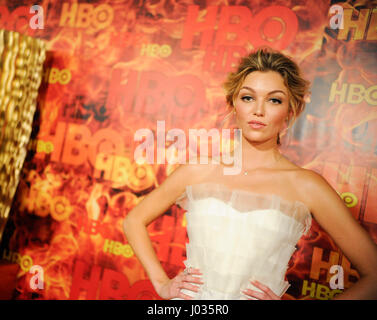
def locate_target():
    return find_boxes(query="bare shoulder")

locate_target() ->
[172,156,219,185]
[292,167,332,190]
[290,167,377,281]
[290,167,340,212]
[283,165,377,283]
[276,156,329,187]
[277,152,328,187]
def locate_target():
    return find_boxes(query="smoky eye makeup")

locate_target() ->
[241,95,253,102]
[237,87,287,104]
[270,97,283,104]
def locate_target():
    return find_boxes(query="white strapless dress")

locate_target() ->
[172,182,312,300]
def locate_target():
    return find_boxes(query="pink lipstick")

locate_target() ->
[248,120,266,129]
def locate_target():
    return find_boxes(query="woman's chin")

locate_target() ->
[243,134,275,145]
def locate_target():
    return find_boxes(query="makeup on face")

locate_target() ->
[234,71,289,142]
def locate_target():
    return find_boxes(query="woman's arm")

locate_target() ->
[123,163,198,293]
[299,169,377,300]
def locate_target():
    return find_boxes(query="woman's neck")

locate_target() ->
[239,135,282,171]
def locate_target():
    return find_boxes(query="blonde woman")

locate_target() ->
[123,48,377,300]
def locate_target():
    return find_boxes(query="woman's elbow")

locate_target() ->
[123,214,135,235]
[123,210,143,233]
[123,216,129,233]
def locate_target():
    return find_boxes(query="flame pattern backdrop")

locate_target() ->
[0,0,376,300]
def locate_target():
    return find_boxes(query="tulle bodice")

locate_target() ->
[173,182,312,300]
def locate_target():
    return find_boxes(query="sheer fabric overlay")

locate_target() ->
[172,182,312,300]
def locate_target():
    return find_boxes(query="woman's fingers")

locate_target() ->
[184,268,202,275]
[183,274,204,284]
[180,272,204,292]
[243,289,268,300]
[179,268,203,284]
[175,279,198,300]
[252,279,280,299]
[190,268,202,274]
[174,267,204,299]
[179,281,201,292]
[242,279,281,300]
[177,291,194,300]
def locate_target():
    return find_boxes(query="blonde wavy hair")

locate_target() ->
[223,47,310,145]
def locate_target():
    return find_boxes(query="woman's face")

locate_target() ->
[234,71,290,145]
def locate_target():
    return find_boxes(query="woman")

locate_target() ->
[123,48,377,300]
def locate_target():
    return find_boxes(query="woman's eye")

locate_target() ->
[270,98,282,104]
[241,96,253,102]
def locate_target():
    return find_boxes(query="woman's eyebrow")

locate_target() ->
[269,90,287,96]
[240,86,287,96]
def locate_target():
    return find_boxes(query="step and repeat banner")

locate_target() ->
[0,0,376,300]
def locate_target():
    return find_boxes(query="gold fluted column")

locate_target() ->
[0,30,46,243]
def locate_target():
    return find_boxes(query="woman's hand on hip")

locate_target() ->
[154,267,203,300]
[242,279,281,300]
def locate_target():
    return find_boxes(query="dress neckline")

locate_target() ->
[185,181,311,214]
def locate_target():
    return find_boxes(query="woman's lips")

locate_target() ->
[248,120,266,129]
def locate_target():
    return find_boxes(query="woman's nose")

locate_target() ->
[252,100,265,116]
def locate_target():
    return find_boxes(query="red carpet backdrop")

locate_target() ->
[0,0,376,300]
